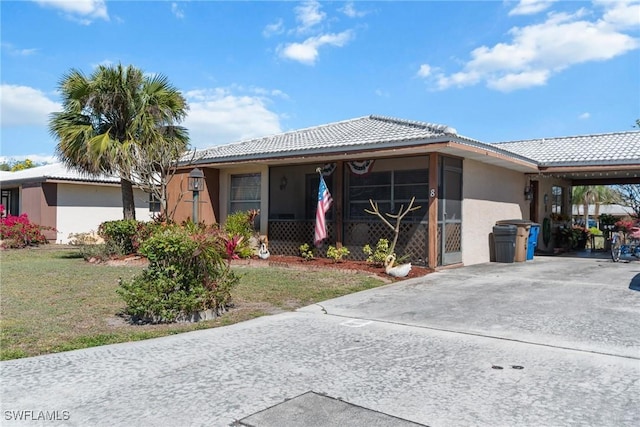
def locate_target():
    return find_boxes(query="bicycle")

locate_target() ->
[610,230,640,262]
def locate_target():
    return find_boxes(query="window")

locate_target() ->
[230,173,261,214]
[551,185,563,214]
[348,169,428,221]
[148,194,161,213]
[1,189,18,217]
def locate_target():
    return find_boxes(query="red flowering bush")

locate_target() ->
[615,220,637,233]
[0,205,54,248]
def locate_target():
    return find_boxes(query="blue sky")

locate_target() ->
[1,0,639,164]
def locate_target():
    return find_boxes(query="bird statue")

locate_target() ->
[384,254,411,278]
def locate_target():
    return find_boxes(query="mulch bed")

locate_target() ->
[95,253,434,282]
[231,255,434,281]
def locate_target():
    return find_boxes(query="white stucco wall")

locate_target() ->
[462,159,528,265]
[55,183,152,243]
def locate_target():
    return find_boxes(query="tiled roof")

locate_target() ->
[494,131,640,167]
[191,115,496,164]
[0,162,120,185]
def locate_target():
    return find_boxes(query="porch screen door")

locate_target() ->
[439,157,462,265]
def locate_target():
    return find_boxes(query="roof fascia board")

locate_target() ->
[0,177,121,187]
[188,137,538,171]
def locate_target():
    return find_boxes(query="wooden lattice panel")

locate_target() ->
[344,221,428,265]
[268,220,428,265]
[268,221,335,257]
[444,223,461,252]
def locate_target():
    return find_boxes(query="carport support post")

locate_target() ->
[428,154,439,269]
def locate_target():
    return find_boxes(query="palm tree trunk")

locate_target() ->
[121,178,136,220]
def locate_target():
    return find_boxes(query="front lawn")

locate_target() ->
[0,247,385,360]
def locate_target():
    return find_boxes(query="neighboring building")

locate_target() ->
[0,163,154,243]
[167,115,640,268]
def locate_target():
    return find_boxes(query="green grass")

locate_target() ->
[0,247,385,360]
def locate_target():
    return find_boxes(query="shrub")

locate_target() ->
[299,243,314,261]
[0,207,53,248]
[223,210,259,259]
[117,224,238,323]
[362,238,390,266]
[98,219,140,255]
[327,245,350,263]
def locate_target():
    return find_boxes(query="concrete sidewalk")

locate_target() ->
[1,257,639,426]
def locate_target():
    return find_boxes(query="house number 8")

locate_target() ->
[430,189,436,198]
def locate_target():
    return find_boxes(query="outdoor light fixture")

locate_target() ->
[188,168,204,192]
[188,168,204,223]
[524,185,533,201]
[280,175,288,190]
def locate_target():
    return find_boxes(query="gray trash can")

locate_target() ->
[493,224,517,263]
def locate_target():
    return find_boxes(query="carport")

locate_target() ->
[495,131,640,253]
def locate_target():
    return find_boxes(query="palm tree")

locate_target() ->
[572,185,618,227]
[49,64,189,219]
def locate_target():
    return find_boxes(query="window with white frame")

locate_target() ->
[230,173,261,214]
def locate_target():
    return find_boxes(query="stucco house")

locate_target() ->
[166,115,640,269]
[0,163,153,243]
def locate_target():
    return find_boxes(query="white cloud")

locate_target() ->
[509,0,558,16]
[1,42,38,56]
[183,88,283,148]
[278,31,353,65]
[417,64,432,77]
[422,3,640,92]
[294,0,326,34]
[0,84,60,127]
[579,112,591,120]
[263,19,284,37]
[171,2,185,19]
[599,0,640,29]
[35,0,109,23]
[341,2,369,18]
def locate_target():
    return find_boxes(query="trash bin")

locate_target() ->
[493,224,517,263]
[527,223,540,260]
[496,220,531,262]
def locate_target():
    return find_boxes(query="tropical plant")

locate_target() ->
[363,238,390,267]
[223,210,257,258]
[0,206,53,248]
[49,63,189,220]
[299,243,314,261]
[326,245,350,263]
[572,185,619,227]
[117,224,238,323]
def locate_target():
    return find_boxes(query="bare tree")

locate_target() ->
[615,185,640,218]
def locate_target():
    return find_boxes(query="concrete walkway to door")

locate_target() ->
[1,256,639,427]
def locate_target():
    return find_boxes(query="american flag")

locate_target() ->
[314,175,333,247]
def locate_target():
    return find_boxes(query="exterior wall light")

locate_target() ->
[188,168,205,223]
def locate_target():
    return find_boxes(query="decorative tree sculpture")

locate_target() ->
[364,196,421,256]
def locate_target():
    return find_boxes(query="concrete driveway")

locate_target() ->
[1,256,639,426]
